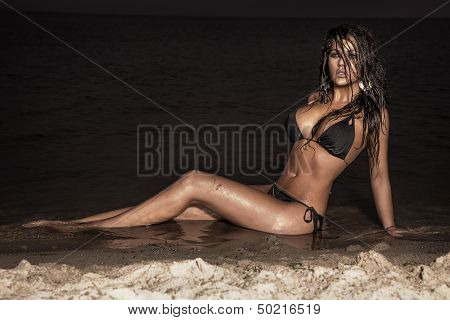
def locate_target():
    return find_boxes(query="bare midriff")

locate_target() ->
[274,138,349,216]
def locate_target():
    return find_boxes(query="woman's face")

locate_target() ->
[327,37,360,87]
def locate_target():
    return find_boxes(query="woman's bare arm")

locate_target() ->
[370,109,395,228]
[369,108,408,237]
[369,108,395,228]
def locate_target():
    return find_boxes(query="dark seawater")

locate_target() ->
[0,12,449,251]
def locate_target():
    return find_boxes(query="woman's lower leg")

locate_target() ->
[88,173,195,228]
[69,206,135,223]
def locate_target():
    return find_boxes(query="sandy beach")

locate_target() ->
[0,250,449,299]
[0,218,448,299]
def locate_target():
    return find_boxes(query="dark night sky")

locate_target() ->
[1,0,449,18]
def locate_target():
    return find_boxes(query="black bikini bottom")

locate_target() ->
[267,183,324,234]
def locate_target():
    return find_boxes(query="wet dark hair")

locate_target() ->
[303,23,389,174]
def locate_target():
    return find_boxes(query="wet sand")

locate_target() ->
[0,209,449,299]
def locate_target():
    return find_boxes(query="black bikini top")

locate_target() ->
[285,109,355,160]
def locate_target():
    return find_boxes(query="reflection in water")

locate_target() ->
[79,218,449,253]
[0,211,448,257]
[95,220,334,251]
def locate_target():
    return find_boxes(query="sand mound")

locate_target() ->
[0,250,448,299]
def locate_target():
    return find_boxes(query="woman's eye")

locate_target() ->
[330,53,356,60]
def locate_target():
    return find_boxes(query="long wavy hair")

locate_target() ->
[303,23,389,174]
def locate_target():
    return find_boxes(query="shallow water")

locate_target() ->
[0,206,447,257]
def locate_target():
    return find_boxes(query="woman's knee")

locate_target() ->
[184,169,201,176]
[178,170,207,191]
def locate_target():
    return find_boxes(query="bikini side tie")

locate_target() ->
[303,205,324,234]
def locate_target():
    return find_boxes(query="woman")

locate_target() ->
[23,24,409,237]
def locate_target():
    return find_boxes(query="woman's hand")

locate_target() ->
[384,226,410,237]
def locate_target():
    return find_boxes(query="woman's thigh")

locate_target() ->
[182,170,314,235]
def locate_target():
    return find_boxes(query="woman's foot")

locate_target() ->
[22,219,99,233]
[22,219,69,228]
[47,221,100,233]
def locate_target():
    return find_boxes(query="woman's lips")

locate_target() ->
[336,72,346,78]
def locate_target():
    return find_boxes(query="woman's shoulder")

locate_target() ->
[307,91,321,105]
[295,91,321,113]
